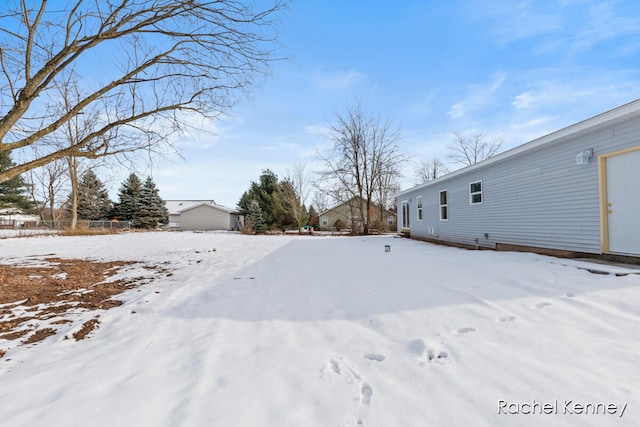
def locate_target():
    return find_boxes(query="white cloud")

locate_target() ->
[569,1,640,53]
[512,92,533,109]
[313,68,365,90]
[464,0,563,45]
[304,124,330,136]
[448,72,506,119]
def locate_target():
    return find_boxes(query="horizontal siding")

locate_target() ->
[400,116,640,254]
[180,205,230,230]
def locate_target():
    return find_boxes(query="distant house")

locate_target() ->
[0,208,40,229]
[319,197,397,232]
[396,99,640,259]
[166,200,243,231]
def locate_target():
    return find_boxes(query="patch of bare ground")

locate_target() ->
[0,258,171,356]
[73,317,100,341]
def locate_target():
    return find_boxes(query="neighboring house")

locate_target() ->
[0,208,40,229]
[319,197,397,232]
[397,99,640,259]
[166,200,243,231]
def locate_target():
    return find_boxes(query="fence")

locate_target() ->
[0,219,131,230]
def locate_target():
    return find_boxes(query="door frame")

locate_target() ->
[598,145,640,254]
[401,200,410,229]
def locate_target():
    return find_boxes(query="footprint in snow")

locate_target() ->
[329,358,340,374]
[363,353,385,362]
[407,339,426,356]
[452,327,476,335]
[530,302,551,310]
[360,383,373,406]
[423,349,449,361]
[566,292,575,298]
[497,316,516,323]
[324,358,373,409]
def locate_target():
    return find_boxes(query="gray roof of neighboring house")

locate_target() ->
[165,200,238,215]
[319,197,396,217]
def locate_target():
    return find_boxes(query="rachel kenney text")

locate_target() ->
[498,400,627,417]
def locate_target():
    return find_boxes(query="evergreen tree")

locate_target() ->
[71,169,112,220]
[112,173,143,226]
[245,200,267,234]
[0,151,36,213]
[137,176,169,228]
[237,169,285,229]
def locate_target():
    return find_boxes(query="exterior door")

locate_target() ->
[402,201,410,228]
[606,149,640,255]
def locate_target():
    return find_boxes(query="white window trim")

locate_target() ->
[416,195,423,221]
[321,216,328,226]
[469,180,483,205]
[439,189,448,221]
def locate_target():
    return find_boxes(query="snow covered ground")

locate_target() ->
[1,231,639,427]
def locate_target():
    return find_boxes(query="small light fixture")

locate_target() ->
[576,148,594,165]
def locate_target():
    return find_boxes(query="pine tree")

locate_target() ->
[246,200,267,234]
[112,173,143,226]
[237,169,284,229]
[137,176,168,228]
[0,151,36,214]
[72,169,112,220]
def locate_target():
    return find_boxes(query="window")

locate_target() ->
[417,196,423,221]
[470,180,482,205]
[321,216,328,226]
[387,216,394,225]
[439,190,448,221]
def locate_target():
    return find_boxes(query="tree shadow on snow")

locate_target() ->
[168,236,640,322]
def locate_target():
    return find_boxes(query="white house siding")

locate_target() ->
[397,102,640,255]
[179,205,231,231]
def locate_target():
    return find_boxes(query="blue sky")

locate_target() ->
[143,0,640,209]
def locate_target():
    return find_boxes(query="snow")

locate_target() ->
[1,231,639,426]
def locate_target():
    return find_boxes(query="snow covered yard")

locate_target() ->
[1,232,639,427]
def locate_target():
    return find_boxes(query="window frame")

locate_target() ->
[469,180,483,205]
[439,190,448,221]
[416,195,423,221]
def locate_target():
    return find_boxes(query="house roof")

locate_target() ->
[319,197,396,216]
[165,200,237,215]
[397,98,640,197]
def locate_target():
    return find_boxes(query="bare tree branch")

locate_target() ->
[447,133,504,166]
[0,0,288,183]
[414,156,449,184]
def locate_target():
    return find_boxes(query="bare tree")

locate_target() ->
[311,191,329,214]
[317,102,407,234]
[51,74,103,230]
[26,159,68,221]
[373,167,400,231]
[0,0,287,183]
[447,133,504,166]
[414,156,449,184]
[280,162,311,233]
